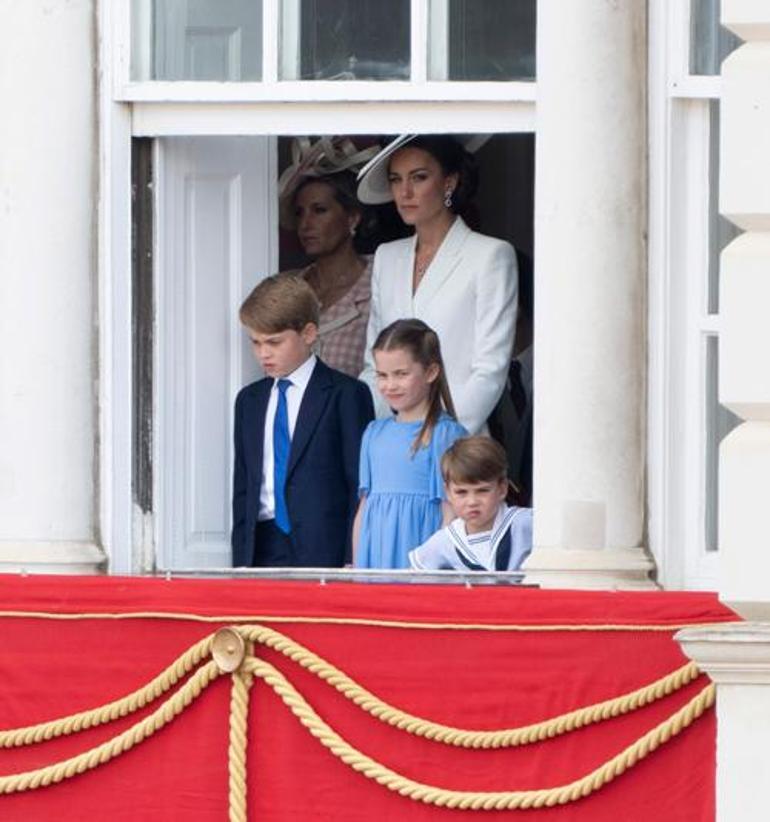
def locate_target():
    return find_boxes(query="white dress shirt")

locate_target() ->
[258,354,317,521]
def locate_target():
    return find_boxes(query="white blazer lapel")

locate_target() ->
[413,217,471,311]
[399,235,418,314]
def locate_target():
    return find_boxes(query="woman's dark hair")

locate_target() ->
[372,318,457,454]
[391,135,479,215]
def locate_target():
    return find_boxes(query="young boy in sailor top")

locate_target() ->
[408,436,532,572]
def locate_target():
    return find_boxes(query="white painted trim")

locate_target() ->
[670,75,722,98]
[680,101,712,590]
[682,101,720,590]
[131,100,536,136]
[666,0,721,99]
[114,0,132,89]
[648,1,724,592]
[115,80,537,103]
[100,0,135,574]
[428,0,449,81]
[694,329,720,582]
[647,0,675,587]
[410,0,429,83]
[266,135,279,273]
[264,0,281,82]
[0,541,106,574]
[700,314,720,334]
[667,0,692,83]
[131,0,153,82]
[152,138,167,571]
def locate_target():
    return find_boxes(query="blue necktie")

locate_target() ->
[273,378,292,534]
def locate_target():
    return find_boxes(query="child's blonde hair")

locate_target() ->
[441,436,508,486]
[373,318,456,453]
[239,274,320,333]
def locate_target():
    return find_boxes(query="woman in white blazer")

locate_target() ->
[357,134,518,434]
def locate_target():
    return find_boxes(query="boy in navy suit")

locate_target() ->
[232,275,374,567]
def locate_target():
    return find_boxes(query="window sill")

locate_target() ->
[116,80,537,104]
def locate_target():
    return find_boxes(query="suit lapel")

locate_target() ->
[286,360,333,477]
[413,217,471,312]
[248,381,271,481]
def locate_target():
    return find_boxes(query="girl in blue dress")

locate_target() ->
[353,319,467,568]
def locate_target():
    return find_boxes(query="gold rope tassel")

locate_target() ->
[239,624,702,749]
[244,656,716,810]
[0,662,221,795]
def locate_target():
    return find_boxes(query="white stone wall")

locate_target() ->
[719,5,770,616]
[0,0,103,571]
[678,4,770,821]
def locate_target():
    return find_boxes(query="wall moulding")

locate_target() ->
[0,541,106,575]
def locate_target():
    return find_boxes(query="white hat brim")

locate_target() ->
[356,133,491,205]
[356,134,416,205]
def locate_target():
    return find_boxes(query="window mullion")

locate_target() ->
[667,0,691,86]
[427,0,449,81]
[410,0,428,83]
[263,0,280,83]
[116,0,134,88]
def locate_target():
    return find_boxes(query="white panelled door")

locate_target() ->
[157,136,275,569]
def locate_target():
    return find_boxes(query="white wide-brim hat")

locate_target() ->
[356,133,490,205]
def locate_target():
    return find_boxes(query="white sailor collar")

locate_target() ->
[445,505,518,569]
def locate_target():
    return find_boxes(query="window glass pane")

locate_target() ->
[704,336,742,552]
[429,0,535,81]
[281,0,410,81]
[707,100,741,314]
[131,0,262,81]
[690,0,741,76]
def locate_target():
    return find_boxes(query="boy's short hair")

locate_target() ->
[441,436,508,486]
[239,274,320,333]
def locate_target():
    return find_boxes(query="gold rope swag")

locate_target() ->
[0,624,715,816]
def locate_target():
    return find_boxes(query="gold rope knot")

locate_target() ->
[212,627,246,673]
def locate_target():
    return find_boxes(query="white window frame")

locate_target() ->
[100,0,536,572]
[648,0,725,590]
[115,1,536,103]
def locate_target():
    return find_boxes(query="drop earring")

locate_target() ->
[444,189,453,209]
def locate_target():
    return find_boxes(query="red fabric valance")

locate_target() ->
[0,576,737,820]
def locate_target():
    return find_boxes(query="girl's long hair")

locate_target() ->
[372,319,457,453]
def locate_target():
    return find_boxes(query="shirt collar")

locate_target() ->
[275,354,317,392]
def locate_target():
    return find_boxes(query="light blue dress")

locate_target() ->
[356,413,467,569]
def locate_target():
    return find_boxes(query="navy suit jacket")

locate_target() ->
[231,359,374,567]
